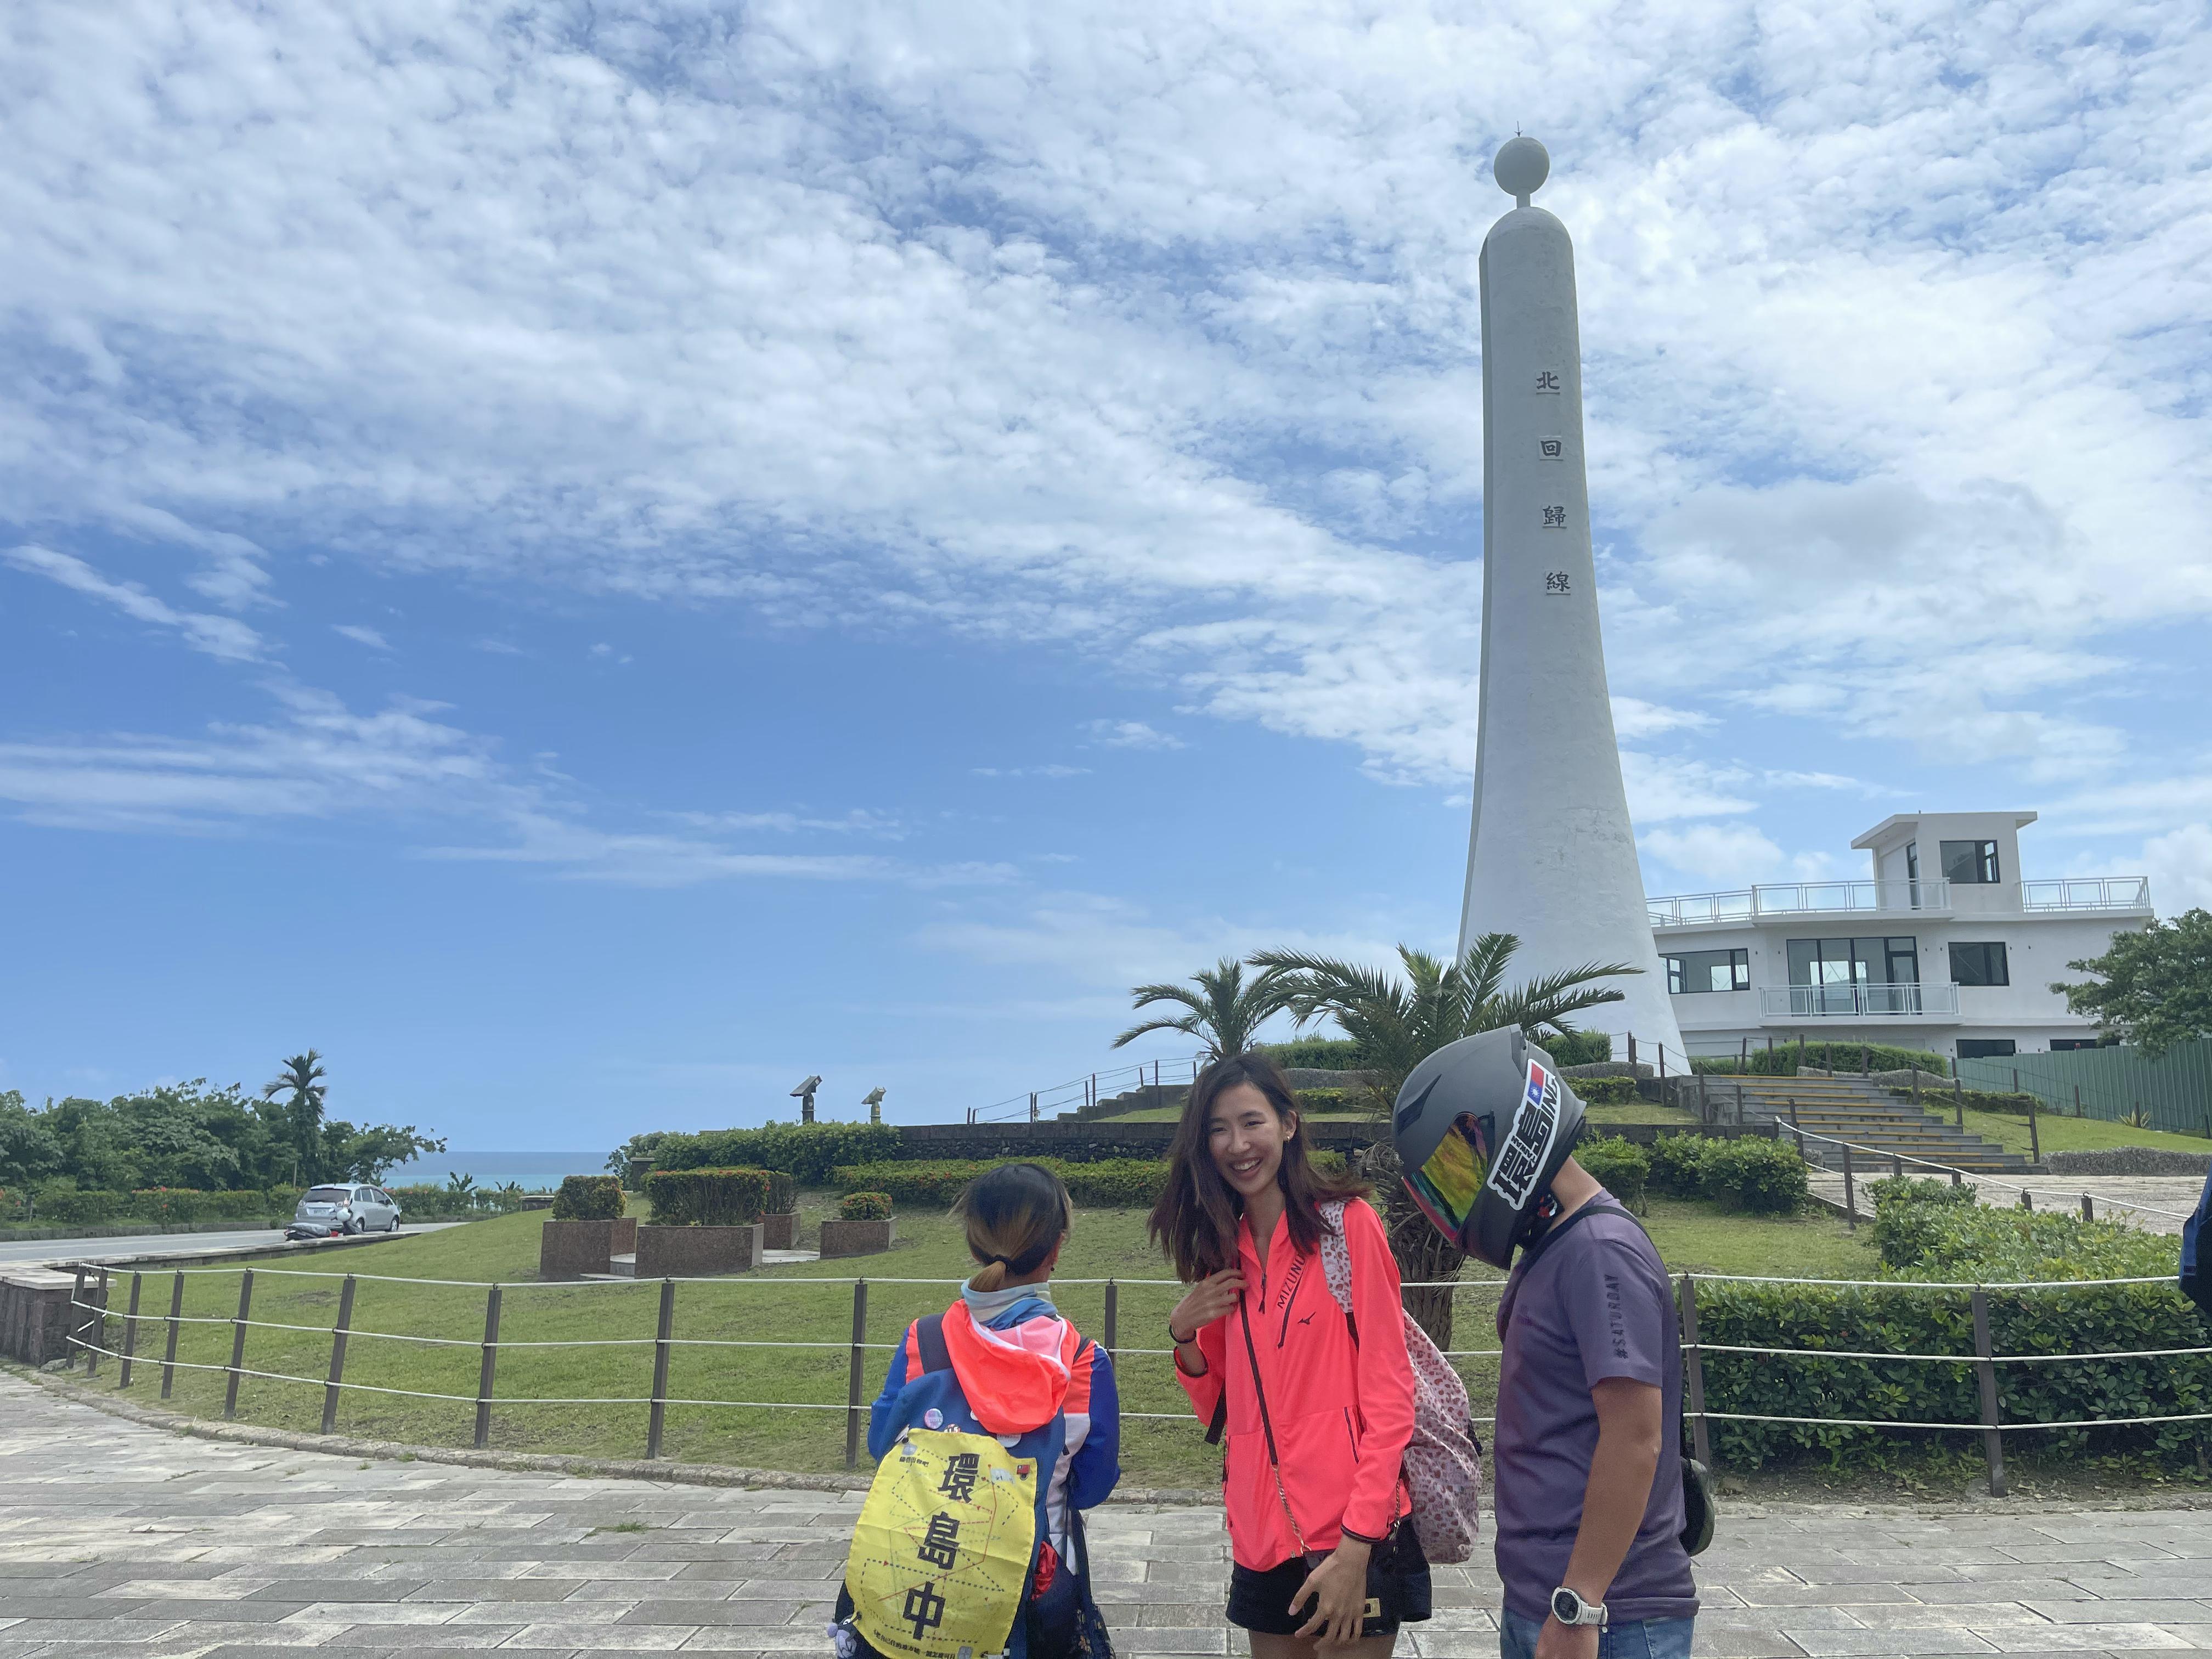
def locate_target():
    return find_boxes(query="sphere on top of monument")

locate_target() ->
[1493,136,1549,204]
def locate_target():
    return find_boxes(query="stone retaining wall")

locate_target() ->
[2046,1147,2212,1177]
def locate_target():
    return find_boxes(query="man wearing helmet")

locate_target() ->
[1392,1028,1699,1659]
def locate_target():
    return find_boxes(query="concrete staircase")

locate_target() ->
[1672,1073,2042,1175]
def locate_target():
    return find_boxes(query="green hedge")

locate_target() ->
[1694,1041,1949,1077]
[1893,1088,2042,1116]
[1571,1075,1640,1105]
[1643,1134,1807,1215]
[840,1191,894,1221]
[1700,1184,2202,1470]
[765,1170,797,1214]
[643,1166,774,1226]
[1260,1036,1372,1069]
[651,1121,903,1184]
[1534,1029,1616,1066]
[1575,1136,1648,1206]
[29,1186,296,1224]
[552,1175,625,1221]
[830,1152,1350,1210]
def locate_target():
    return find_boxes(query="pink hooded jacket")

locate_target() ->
[1175,1197,1416,1570]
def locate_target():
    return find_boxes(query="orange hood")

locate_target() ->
[940,1300,1077,1436]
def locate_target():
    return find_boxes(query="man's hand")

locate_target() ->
[1532,1614,1600,1659]
[1288,1538,1372,1645]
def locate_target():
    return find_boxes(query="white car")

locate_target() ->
[287,1183,402,1238]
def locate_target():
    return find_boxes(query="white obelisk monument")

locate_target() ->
[1457,138,1684,1062]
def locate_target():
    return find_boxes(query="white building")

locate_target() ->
[1647,810,2151,1062]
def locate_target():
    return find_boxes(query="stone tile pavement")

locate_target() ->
[6,1374,2212,1658]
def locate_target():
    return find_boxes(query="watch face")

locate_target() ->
[1551,1589,1579,1623]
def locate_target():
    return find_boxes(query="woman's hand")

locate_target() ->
[1167,1268,1244,1345]
[1289,1538,1373,1645]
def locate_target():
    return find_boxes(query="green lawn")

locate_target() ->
[65,1188,1877,1486]
[1943,1105,2210,1158]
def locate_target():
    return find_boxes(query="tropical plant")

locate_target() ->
[261,1051,329,1184]
[2052,909,2212,1059]
[1111,956,1290,1058]
[1248,933,1635,1344]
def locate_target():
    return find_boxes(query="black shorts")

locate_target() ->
[1225,1525,1431,1637]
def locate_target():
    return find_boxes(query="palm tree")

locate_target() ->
[1249,934,1635,1344]
[1111,957,1290,1059]
[262,1051,328,1186]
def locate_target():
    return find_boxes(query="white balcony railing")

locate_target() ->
[1759,984,1961,1019]
[1649,878,1950,927]
[2018,877,2151,912]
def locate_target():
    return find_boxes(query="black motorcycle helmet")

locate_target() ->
[1390,1025,1588,1269]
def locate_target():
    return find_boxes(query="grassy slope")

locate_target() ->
[74,1189,1876,1486]
[1945,1106,2209,1158]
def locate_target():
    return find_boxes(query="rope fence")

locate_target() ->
[51,1250,2209,1498]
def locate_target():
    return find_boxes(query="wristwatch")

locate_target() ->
[1550,1587,1607,1628]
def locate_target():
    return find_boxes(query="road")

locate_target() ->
[0,1221,463,1269]
[7,1372,2212,1657]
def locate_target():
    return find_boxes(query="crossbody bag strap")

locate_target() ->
[1238,1297,1310,1557]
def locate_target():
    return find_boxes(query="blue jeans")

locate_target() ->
[1499,1609,1694,1659]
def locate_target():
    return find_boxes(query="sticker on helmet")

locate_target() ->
[1485,1059,1560,1207]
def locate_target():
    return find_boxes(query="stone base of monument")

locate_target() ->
[634,1223,762,1277]
[761,1211,799,1250]
[538,1217,637,1280]
[818,1218,895,1259]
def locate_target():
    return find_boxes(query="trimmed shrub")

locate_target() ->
[1700,1137,1809,1215]
[765,1170,797,1214]
[644,1166,774,1227]
[1694,1041,1948,1078]
[652,1121,902,1185]
[34,1187,123,1224]
[1570,1075,1640,1106]
[1533,1029,1616,1067]
[552,1175,626,1221]
[1293,1088,1358,1114]
[840,1191,894,1221]
[126,1189,269,1223]
[1892,1088,2041,1116]
[1645,1134,1714,1198]
[830,1153,1350,1211]
[1574,1136,1649,1207]
[1869,1177,1980,1270]
[1260,1036,1372,1070]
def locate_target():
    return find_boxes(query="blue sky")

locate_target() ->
[3,2,2209,1161]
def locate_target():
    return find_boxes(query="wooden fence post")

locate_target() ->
[1892,1152,1903,1181]
[2027,1095,2040,1165]
[2080,1194,2094,1223]
[1951,1164,1962,1189]
[321,1274,357,1435]
[2019,1189,2033,1212]
[1677,1276,1713,1470]
[67,1268,86,1370]
[2073,1085,2082,1118]
[223,1270,254,1419]
[86,1269,110,1376]
[647,1278,676,1459]
[119,1272,144,1388]
[160,1271,184,1400]
[1103,1279,1118,1367]
[473,1284,503,1451]
[845,1279,870,1469]
[1841,1142,1857,1229]
[1970,1289,2007,1497]
[1954,1077,1964,1128]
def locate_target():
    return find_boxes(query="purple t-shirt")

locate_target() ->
[1492,1194,1698,1625]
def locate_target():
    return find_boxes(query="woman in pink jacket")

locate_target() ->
[1150,1051,1429,1657]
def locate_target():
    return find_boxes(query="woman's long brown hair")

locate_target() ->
[1147,1049,1370,1282]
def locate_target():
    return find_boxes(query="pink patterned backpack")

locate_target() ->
[1320,1199,1484,1564]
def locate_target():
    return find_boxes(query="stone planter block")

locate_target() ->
[635,1223,763,1277]
[538,1216,637,1280]
[819,1217,895,1259]
[761,1211,799,1251]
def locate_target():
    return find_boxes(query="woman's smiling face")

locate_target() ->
[1207,1081,1295,1201]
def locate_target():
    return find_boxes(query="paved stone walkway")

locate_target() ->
[5,1375,2212,1658]
[1807,1175,2202,1235]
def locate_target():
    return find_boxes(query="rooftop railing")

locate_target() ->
[1650,878,1948,926]
[2019,877,2151,911]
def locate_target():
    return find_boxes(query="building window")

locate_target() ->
[2049,1037,2114,1051]
[1949,941,2010,986]
[1667,949,1749,995]
[1785,937,1921,986]
[1958,1039,2017,1059]
[1940,839,2000,884]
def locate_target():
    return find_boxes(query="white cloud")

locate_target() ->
[1643,822,1840,888]
[2,3,2208,848]
[5,544,263,662]
[1084,720,1185,751]
[331,623,389,649]
[970,765,1091,779]
[2142,824,2212,915]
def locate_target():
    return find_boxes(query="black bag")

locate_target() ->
[1515,1199,1717,1558]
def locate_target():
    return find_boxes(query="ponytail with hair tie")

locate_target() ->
[955,1164,1073,1294]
